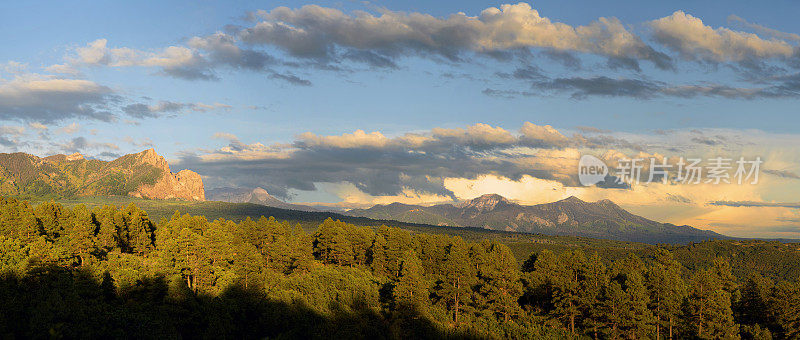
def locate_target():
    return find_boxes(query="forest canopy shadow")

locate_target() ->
[0,265,461,340]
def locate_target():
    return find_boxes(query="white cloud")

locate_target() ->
[0,73,116,122]
[242,3,670,68]
[649,11,795,62]
[297,129,390,149]
[70,39,212,80]
[519,122,569,146]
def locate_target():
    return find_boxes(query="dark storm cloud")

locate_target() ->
[177,123,587,199]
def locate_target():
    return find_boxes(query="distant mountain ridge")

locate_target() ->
[346,194,724,244]
[0,149,204,201]
[206,187,319,212]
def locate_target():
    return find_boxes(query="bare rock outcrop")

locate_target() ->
[130,149,205,201]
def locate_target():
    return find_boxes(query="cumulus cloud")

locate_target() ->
[519,122,569,147]
[649,11,795,62]
[296,130,391,149]
[177,122,584,198]
[0,73,118,123]
[47,4,800,94]
[187,32,276,70]
[65,38,313,85]
[184,123,766,200]
[185,123,792,201]
[431,123,517,147]
[70,39,214,80]
[241,3,671,69]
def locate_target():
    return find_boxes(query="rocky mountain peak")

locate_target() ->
[252,187,271,201]
[461,193,511,212]
[558,196,588,205]
[135,148,169,172]
[66,152,84,161]
[129,149,205,201]
[0,149,205,201]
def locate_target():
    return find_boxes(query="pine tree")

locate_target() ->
[684,265,739,339]
[438,236,475,326]
[620,270,656,339]
[736,273,773,327]
[123,203,156,255]
[551,250,586,335]
[476,242,522,322]
[393,249,428,310]
[647,248,687,340]
[771,280,800,339]
[582,252,608,339]
[64,205,99,266]
[0,198,40,243]
[313,218,354,265]
[34,201,71,239]
[600,280,627,339]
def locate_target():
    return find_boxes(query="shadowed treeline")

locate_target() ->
[2,197,800,339]
[0,265,454,339]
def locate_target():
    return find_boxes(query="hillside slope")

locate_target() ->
[0,149,204,201]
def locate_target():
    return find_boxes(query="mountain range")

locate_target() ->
[0,149,724,244]
[0,149,204,201]
[346,194,724,244]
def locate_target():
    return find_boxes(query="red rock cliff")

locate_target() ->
[129,149,205,201]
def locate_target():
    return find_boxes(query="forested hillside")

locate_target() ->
[0,150,204,201]
[1,197,799,339]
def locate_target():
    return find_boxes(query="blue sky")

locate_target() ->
[1,1,800,237]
